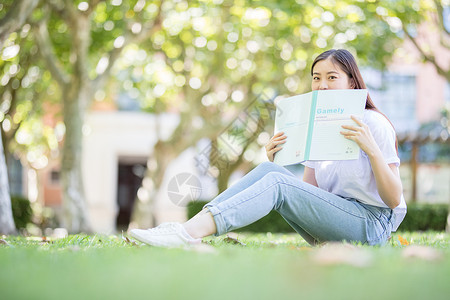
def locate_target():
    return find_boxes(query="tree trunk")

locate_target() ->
[0,130,16,235]
[53,9,93,234]
[60,84,91,233]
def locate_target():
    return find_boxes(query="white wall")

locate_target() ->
[82,111,185,233]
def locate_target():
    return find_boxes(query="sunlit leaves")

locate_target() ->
[161,42,182,58]
[1,44,20,60]
[242,7,272,27]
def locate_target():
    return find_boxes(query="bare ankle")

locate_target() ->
[183,212,217,239]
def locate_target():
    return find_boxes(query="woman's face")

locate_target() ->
[311,58,353,91]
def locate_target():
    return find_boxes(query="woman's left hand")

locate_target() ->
[340,116,379,157]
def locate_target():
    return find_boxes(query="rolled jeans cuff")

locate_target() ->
[203,204,226,237]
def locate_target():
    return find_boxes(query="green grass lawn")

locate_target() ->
[1,231,449,300]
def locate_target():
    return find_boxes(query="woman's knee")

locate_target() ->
[257,161,284,173]
[261,171,286,187]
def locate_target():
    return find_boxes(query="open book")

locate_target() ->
[273,89,367,166]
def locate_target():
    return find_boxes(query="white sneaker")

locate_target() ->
[129,222,202,248]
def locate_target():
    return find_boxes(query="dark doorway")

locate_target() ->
[116,159,146,231]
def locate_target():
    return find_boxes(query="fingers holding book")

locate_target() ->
[340,116,378,157]
[266,132,286,162]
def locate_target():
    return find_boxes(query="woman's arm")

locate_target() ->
[341,116,402,209]
[303,166,318,187]
[369,158,403,209]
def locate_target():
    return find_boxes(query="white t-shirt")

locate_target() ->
[303,109,407,231]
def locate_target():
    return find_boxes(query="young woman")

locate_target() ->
[130,49,407,247]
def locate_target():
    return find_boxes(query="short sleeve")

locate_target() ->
[302,161,316,169]
[365,111,400,166]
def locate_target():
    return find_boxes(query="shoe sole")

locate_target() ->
[129,230,169,247]
[129,230,192,248]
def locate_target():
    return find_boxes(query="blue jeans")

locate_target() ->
[204,162,394,246]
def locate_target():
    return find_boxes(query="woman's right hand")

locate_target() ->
[265,131,286,162]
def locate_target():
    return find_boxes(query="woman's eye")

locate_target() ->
[313,77,320,80]
[329,76,337,80]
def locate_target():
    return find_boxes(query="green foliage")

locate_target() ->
[10,195,32,229]
[119,0,417,115]
[0,4,59,167]
[188,201,449,233]
[398,203,449,232]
